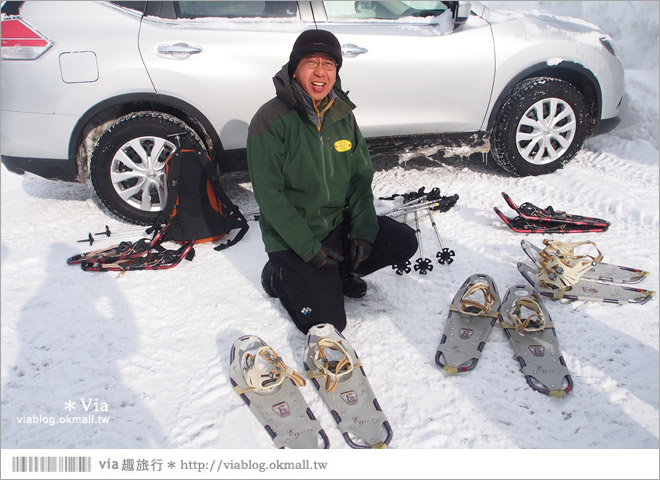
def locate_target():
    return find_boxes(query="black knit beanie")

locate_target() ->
[288,29,342,76]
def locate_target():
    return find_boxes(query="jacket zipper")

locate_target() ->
[315,99,334,233]
[318,133,330,232]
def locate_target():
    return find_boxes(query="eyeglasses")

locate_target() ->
[301,59,337,71]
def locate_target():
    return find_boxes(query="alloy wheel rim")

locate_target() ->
[110,136,175,212]
[515,97,577,165]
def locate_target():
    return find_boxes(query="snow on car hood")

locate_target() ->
[478,2,611,49]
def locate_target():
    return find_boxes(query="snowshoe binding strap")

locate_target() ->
[67,239,150,265]
[308,338,359,393]
[518,201,556,219]
[449,281,498,317]
[540,239,603,266]
[239,345,306,393]
[504,294,547,333]
[537,240,603,289]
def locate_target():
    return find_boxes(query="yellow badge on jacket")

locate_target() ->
[334,139,352,152]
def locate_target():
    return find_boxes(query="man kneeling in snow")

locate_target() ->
[247,29,417,333]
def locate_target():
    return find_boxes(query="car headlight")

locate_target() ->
[599,36,617,57]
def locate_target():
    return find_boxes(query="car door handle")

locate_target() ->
[341,44,368,58]
[157,42,202,58]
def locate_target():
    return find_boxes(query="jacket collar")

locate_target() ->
[272,63,355,127]
[291,80,338,130]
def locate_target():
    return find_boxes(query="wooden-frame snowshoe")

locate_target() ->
[229,335,329,449]
[499,285,573,397]
[435,273,501,373]
[303,324,393,449]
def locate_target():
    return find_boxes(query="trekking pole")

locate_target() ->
[381,199,440,219]
[77,233,96,246]
[413,210,433,275]
[427,206,455,265]
[76,225,112,245]
[392,211,412,275]
[76,226,150,246]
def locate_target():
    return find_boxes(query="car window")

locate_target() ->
[1,1,23,15]
[174,1,299,19]
[323,1,448,21]
[110,2,146,13]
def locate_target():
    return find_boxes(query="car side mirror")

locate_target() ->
[452,1,471,27]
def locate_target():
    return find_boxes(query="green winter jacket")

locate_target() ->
[247,64,379,262]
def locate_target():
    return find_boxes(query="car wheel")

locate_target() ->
[490,77,589,176]
[90,112,206,225]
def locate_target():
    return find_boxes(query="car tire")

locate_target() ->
[90,111,206,225]
[490,77,589,176]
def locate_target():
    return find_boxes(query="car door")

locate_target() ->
[312,1,495,138]
[138,1,315,150]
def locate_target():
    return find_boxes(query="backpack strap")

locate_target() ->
[146,148,184,236]
[189,151,249,251]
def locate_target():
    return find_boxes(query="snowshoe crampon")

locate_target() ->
[303,324,393,449]
[229,335,329,449]
[436,274,501,373]
[499,285,573,397]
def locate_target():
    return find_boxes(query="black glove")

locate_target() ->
[350,238,373,271]
[309,246,344,269]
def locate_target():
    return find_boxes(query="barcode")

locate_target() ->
[11,456,92,473]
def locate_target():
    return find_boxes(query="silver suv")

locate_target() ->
[1,1,624,224]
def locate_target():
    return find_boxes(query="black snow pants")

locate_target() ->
[267,215,418,333]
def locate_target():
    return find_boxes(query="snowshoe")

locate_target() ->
[499,285,573,397]
[80,241,195,271]
[494,207,608,233]
[521,239,649,285]
[501,192,610,227]
[518,262,655,305]
[435,273,501,373]
[229,335,329,449]
[303,324,393,449]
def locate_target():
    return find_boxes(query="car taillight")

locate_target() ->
[1,17,53,60]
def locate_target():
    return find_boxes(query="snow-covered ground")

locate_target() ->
[1,1,658,478]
